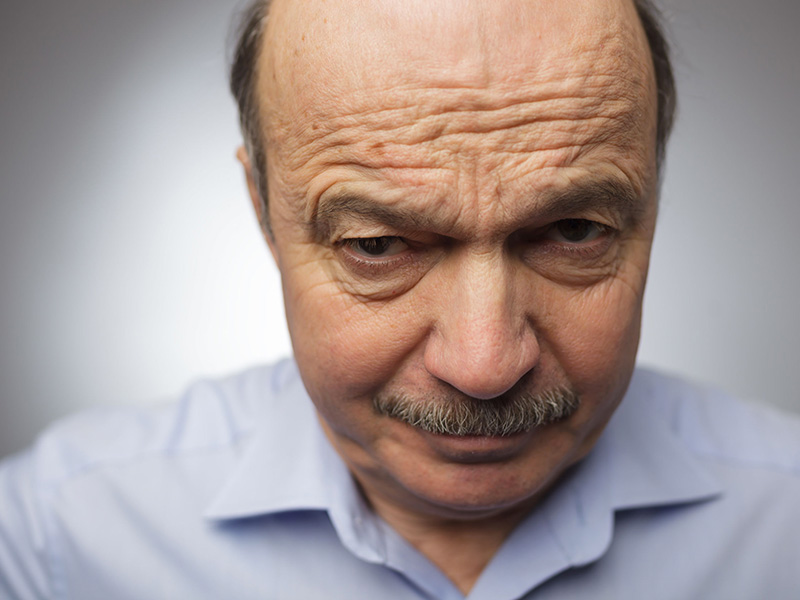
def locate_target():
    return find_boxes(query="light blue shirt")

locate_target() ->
[1,360,799,599]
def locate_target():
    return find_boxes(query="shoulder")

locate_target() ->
[0,359,304,599]
[10,359,300,493]
[630,366,800,476]
[576,369,800,598]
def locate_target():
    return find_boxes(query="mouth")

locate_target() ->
[414,427,537,463]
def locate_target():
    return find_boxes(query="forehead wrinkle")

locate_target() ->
[262,0,654,134]
[263,0,658,245]
[260,0,657,173]
[273,94,647,189]
[262,2,656,181]
[272,73,646,160]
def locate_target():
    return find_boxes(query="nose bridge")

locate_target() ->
[424,248,540,399]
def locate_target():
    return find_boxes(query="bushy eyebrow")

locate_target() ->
[534,178,643,223]
[311,177,643,241]
[311,194,441,242]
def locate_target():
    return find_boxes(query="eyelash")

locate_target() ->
[337,219,616,274]
[338,237,416,274]
[536,220,615,257]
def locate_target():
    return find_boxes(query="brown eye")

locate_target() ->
[347,236,409,258]
[549,219,606,243]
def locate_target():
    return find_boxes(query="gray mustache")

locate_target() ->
[373,387,580,437]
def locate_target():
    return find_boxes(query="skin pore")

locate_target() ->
[240,0,658,593]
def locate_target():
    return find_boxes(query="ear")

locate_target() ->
[236,146,278,262]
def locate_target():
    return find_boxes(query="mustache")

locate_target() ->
[373,386,580,437]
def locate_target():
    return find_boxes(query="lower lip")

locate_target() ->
[416,428,534,463]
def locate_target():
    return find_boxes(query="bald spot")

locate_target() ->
[256,0,658,209]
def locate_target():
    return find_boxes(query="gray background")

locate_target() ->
[1,0,798,459]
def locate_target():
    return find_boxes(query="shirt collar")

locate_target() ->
[469,369,724,598]
[203,361,336,519]
[535,367,723,572]
[203,361,387,563]
[604,367,723,511]
[203,364,723,567]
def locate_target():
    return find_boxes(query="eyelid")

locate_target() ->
[338,235,414,268]
[544,220,610,244]
[342,236,410,259]
[511,218,617,264]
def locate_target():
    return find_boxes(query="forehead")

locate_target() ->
[259,0,657,218]
[263,0,652,115]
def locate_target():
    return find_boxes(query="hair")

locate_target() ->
[229,0,676,226]
[229,0,272,233]
[373,386,580,437]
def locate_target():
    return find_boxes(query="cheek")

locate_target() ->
[545,274,644,403]
[282,263,424,405]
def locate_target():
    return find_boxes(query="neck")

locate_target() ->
[366,493,533,595]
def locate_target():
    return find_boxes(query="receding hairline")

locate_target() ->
[229,0,675,228]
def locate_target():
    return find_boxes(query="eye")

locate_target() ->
[546,219,608,244]
[344,236,409,259]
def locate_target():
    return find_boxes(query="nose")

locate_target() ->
[423,253,540,400]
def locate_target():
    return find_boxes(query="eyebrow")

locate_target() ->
[311,177,644,241]
[533,177,643,223]
[311,194,442,242]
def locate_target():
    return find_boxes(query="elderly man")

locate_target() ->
[1,0,798,598]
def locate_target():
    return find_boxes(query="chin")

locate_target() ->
[386,421,587,519]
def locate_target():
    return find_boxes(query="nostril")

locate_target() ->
[423,326,541,400]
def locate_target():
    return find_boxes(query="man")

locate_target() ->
[1,0,798,598]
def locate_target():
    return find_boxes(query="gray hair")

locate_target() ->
[229,0,676,228]
[373,386,580,437]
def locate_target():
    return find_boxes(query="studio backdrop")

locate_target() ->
[1,0,798,458]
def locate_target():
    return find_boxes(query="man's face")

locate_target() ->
[254,0,658,519]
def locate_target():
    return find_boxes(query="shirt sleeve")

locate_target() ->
[0,450,53,600]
